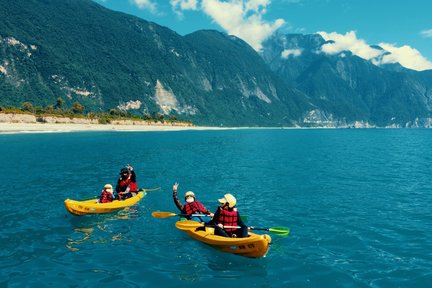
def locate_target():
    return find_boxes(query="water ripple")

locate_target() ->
[1,130,432,287]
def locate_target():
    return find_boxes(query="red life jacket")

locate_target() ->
[218,207,239,232]
[183,201,207,214]
[100,190,113,203]
[118,178,138,192]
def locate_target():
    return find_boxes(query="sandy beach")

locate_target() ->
[0,112,230,133]
[0,122,227,133]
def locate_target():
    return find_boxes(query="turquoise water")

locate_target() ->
[1,129,431,287]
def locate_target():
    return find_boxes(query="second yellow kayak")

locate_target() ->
[175,220,272,258]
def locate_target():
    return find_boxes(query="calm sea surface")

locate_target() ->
[0,129,431,287]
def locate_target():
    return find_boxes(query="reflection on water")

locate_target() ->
[66,207,139,251]
[66,228,94,251]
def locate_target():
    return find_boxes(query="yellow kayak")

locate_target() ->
[175,220,272,258]
[64,192,145,216]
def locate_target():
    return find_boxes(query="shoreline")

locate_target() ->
[0,122,229,133]
[0,112,232,133]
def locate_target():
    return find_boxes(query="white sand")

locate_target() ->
[0,122,228,133]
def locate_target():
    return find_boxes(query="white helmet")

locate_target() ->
[184,191,195,198]
[218,193,237,208]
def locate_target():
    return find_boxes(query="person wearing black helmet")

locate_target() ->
[115,164,138,200]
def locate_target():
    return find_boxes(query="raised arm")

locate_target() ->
[172,182,183,211]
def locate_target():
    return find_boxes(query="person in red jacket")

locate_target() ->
[207,193,248,238]
[100,184,114,203]
[172,182,213,222]
[116,165,138,200]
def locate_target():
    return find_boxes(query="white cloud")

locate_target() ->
[199,0,285,51]
[378,43,432,71]
[318,30,432,71]
[131,0,157,13]
[420,29,432,38]
[281,48,302,58]
[170,0,198,11]
[168,0,285,51]
[318,31,383,60]
[170,0,198,17]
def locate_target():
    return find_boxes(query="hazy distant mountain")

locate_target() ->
[261,33,432,127]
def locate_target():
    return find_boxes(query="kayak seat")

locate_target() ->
[205,227,215,234]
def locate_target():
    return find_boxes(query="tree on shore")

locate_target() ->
[55,97,65,109]
[72,102,84,114]
[22,102,34,113]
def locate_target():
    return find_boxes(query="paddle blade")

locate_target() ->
[175,220,204,230]
[151,211,177,218]
[268,227,290,236]
[140,187,161,192]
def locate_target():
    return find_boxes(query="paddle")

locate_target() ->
[175,220,290,236]
[152,211,247,221]
[151,211,212,219]
[139,187,161,192]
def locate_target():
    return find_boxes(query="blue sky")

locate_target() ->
[94,0,432,71]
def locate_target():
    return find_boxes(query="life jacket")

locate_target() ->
[183,201,207,215]
[117,177,138,192]
[100,190,113,203]
[217,207,239,232]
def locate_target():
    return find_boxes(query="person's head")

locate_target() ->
[119,167,130,180]
[184,191,195,203]
[218,193,236,209]
[104,184,113,193]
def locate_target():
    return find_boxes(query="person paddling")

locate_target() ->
[207,193,248,238]
[172,182,213,222]
[116,165,138,200]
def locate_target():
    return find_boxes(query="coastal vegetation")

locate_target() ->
[0,98,192,125]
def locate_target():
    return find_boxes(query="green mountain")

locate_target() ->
[2,0,432,127]
[0,0,308,126]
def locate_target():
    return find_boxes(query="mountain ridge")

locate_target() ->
[1,0,432,127]
[262,32,432,127]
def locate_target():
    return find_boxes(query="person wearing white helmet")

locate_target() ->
[99,184,114,203]
[207,193,248,238]
[172,182,213,222]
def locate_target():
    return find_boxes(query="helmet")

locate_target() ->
[218,193,236,208]
[120,167,130,174]
[184,191,195,198]
[104,184,113,193]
